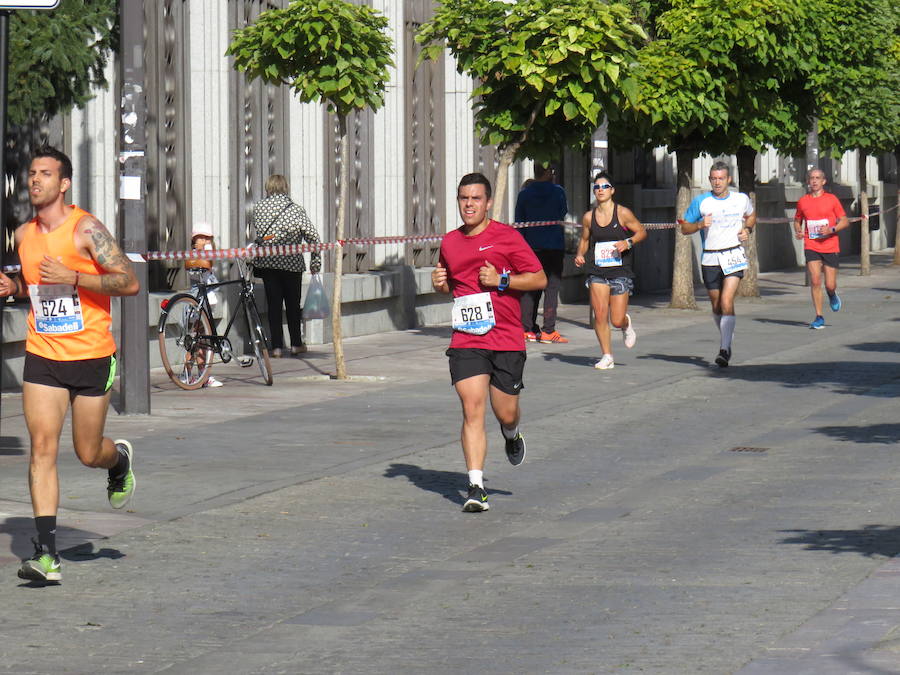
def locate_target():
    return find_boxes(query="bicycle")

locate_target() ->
[157,256,273,389]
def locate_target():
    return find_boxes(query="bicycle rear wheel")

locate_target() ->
[158,295,213,390]
[245,300,273,385]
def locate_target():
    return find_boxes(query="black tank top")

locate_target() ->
[585,203,634,279]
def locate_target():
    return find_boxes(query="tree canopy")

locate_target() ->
[227,0,394,119]
[8,0,118,127]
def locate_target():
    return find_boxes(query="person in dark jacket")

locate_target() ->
[515,163,569,343]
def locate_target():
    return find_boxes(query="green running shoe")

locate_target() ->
[108,440,136,509]
[18,539,61,582]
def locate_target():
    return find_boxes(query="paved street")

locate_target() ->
[2,252,899,674]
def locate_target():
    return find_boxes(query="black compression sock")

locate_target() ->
[109,445,129,478]
[35,516,57,556]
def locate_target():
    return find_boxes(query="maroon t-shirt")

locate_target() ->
[439,220,542,351]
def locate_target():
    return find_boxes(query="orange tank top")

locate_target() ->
[20,205,117,361]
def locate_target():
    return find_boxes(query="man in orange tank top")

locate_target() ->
[0,147,140,583]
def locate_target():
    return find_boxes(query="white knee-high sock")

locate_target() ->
[720,315,736,350]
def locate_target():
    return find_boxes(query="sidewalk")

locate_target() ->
[1,252,899,673]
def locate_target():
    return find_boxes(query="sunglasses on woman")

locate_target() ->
[592,183,613,190]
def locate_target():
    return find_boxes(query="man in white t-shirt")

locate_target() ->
[680,161,756,367]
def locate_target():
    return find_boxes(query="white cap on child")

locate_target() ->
[191,222,214,238]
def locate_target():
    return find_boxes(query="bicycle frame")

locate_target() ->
[162,258,266,363]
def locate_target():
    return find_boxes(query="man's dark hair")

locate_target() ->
[458,172,492,200]
[593,171,614,186]
[33,146,73,182]
[709,160,731,176]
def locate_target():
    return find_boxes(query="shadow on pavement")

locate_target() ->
[814,423,900,445]
[0,436,25,456]
[1,517,122,561]
[639,354,900,397]
[383,463,511,506]
[539,352,597,367]
[637,353,710,368]
[779,525,900,559]
[753,317,810,327]
[63,541,125,562]
[847,341,900,353]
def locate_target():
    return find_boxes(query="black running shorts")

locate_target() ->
[701,264,744,290]
[446,348,526,396]
[804,249,840,268]
[23,352,117,397]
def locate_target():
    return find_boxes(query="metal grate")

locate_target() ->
[730,446,769,453]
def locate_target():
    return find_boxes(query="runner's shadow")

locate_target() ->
[637,353,709,368]
[753,317,810,327]
[62,542,125,562]
[0,436,25,455]
[383,463,512,506]
[1,516,124,560]
[779,525,900,559]
[814,423,900,445]
[540,352,597,367]
[847,341,900,353]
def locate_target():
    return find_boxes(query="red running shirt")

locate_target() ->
[439,220,542,351]
[795,192,845,254]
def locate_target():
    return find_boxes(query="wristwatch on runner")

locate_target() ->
[497,272,510,292]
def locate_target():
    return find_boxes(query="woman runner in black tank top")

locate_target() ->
[574,172,648,370]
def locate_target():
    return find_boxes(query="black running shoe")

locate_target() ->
[462,484,490,512]
[715,349,731,367]
[504,431,526,467]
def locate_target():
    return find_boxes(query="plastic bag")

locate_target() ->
[303,273,330,319]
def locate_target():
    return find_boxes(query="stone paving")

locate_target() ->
[1,252,899,674]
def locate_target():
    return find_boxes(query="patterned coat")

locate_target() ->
[250,193,322,273]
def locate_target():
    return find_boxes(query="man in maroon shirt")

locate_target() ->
[432,173,546,512]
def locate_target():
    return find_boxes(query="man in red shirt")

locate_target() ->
[432,173,546,512]
[794,168,849,329]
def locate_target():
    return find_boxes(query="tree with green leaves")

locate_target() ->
[811,0,900,275]
[417,0,647,219]
[228,0,393,379]
[7,0,117,127]
[617,0,818,305]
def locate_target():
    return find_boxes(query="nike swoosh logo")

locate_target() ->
[479,245,493,251]
[513,383,522,390]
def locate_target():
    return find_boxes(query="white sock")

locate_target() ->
[468,469,484,488]
[501,424,519,440]
[720,315,736,351]
[713,313,722,330]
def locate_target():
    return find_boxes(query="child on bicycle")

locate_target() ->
[186,222,223,387]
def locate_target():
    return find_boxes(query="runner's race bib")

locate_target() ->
[451,292,495,335]
[717,248,748,275]
[807,218,829,240]
[594,241,622,268]
[29,284,84,335]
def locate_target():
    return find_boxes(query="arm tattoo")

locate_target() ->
[85,219,137,295]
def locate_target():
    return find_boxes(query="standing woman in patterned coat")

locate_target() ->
[251,174,322,357]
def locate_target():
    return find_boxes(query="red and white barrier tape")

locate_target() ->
[2,206,897,274]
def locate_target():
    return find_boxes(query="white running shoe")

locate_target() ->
[622,313,636,348]
[594,354,615,370]
[203,376,224,388]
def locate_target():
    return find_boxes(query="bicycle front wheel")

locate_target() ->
[245,300,273,385]
[158,294,213,390]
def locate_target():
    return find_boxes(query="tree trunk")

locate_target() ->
[490,100,544,221]
[858,149,870,276]
[736,145,759,297]
[670,149,698,309]
[491,141,520,222]
[331,116,349,379]
[893,145,900,265]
